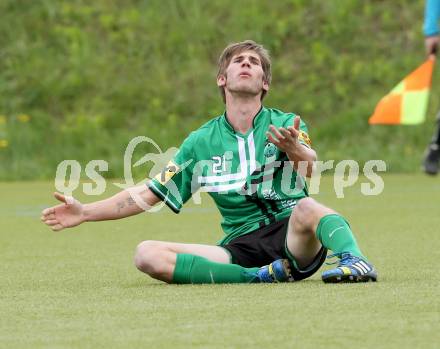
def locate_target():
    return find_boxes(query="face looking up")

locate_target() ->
[217,50,269,99]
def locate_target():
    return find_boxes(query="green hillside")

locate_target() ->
[1,0,438,179]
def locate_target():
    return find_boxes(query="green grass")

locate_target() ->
[1,175,439,348]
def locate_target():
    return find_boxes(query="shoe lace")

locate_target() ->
[325,252,358,266]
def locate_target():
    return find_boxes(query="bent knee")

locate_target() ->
[135,240,162,259]
[297,198,335,216]
[134,240,165,273]
[295,197,318,215]
[293,198,335,231]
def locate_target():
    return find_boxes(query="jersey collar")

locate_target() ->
[221,106,267,136]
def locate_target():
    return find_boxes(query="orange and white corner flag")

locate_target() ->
[369,56,435,125]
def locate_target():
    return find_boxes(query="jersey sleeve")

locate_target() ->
[424,0,440,36]
[147,134,197,213]
[282,115,312,148]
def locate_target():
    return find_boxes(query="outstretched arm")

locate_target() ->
[41,185,161,231]
[424,0,440,55]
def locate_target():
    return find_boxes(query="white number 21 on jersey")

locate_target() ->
[212,155,226,174]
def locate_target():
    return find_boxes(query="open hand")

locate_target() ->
[41,192,85,231]
[266,115,301,153]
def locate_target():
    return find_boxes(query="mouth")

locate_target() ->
[239,72,251,78]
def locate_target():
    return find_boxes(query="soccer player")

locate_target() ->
[41,40,377,284]
[423,0,440,174]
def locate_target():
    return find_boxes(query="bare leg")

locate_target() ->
[134,241,230,283]
[286,197,335,269]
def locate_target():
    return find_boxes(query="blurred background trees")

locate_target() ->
[0,0,437,179]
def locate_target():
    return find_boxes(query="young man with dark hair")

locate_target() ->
[41,40,377,284]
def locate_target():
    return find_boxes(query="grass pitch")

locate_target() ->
[1,174,439,349]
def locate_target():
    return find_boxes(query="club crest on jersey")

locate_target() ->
[155,160,179,185]
[264,141,277,158]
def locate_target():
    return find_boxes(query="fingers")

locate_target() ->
[266,132,278,145]
[40,214,65,231]
[267,125,297,149]
[41,194,71,232]
[54,192,67,204]
[287,126,299,138]
[268,123,300,142]
[40,211,58,226]
[65,196,75,205]
[279,127,292,139]
[293,116,300,130]
[42,207,55,216]
[41,212,55,221]
[51,224,64,232]
[425,36,439,56]
[268,125,285,142]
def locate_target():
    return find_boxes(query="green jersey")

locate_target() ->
[148,106,312,245]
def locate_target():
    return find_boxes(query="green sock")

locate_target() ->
[316,214,366,260]
[172,254,260,284]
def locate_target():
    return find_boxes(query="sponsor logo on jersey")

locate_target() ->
[261,189,278,200]
[155,160,179,185]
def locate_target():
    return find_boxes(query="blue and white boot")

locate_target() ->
[322,252,377,283]
[256,259,291,283]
